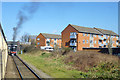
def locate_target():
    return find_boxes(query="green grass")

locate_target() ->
[19,52,119,78]
[19,53,84,78]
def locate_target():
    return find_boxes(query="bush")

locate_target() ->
[52,46,73,57]
[88,62,119,78]
[23,45,40,53]
[61,47,73,55]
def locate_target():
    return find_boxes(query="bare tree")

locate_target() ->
[20,33,29,42]
[108,33,113,55]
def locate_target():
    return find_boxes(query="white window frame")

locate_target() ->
[83,33,85,36]
[87,40,88,43]
[95,40,96,44]
[83,40,85,44]
[94,35,96,37]
[37,38,40,40]
[86,34,88,36]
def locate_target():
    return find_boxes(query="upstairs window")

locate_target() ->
[95,40,96,44]
[70,32,77,36]
[86,40,88,43]
[37,38,40,40]
[83,33,85,36]
[83,40,85,44]
[90,34,93,37]
[54,38,57,41]
[86,34,88,36]
[94,35,96,37]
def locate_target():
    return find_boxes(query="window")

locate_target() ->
[95,40,96,44]
[104,45,106,48]
[54,38,57,41]
[51,42,53,44]
[90,34,93,37]
[86,34,88,36]
[37,42,40,45]
[98,35,101,38]
[83,33,85,36]
[65,42,68,46]
[54,43,56,45]
[90,40,93,44]
[106,43,108,45]
[116,36,118,39]
[83,40,85,44]
[70,32,76,35]
[87,40,88,43]
[94,35,96,37]
[37,38,40,40]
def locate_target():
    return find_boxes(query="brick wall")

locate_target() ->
[61,24,78,47]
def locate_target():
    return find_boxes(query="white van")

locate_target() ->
[41,46,54,51]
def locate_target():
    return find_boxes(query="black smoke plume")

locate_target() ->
[13,2,39,42]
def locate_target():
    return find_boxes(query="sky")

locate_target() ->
[1,2,119,41]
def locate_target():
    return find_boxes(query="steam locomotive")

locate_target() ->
[8,43,17,56]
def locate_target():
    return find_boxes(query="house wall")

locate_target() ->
[77,33,102,50]
[112,36,117,47]
[61,24,79,47]
[0,26,8,79]
[61,25,119,51]
[77,33,90,50]
[93,35,100,48]
[36,33,62,48]
[49,38,62,48]
[36,33,46,47]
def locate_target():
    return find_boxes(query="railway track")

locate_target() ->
[12,55,42,80]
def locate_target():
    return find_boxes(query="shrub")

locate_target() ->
[88,62,119,78]
[23,45,40,53]
[61,47,73,55]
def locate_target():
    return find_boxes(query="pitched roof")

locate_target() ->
[69,24,118,36]
[41,33,61,39]
[70,24,102,35]
[94,28,118,36]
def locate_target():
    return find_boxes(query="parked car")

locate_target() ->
[41,46,54,51]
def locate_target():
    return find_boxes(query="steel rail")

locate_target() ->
[12,56,23,80]
[16,55,42,80]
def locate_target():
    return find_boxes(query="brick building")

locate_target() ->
[36,33,61,48]
[61,24,119,51]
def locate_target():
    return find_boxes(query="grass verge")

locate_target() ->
[19,50,119,78]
